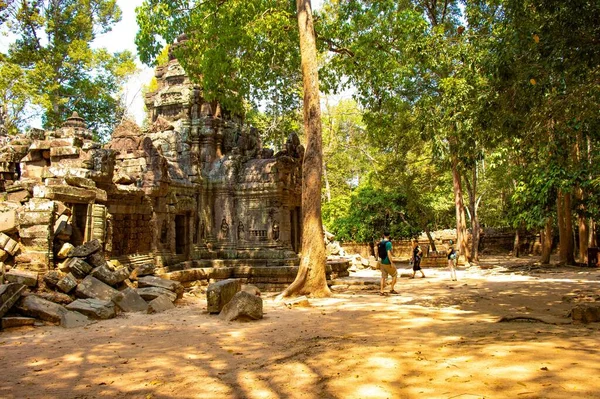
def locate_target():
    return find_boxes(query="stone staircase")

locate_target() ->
[112,254,156,271]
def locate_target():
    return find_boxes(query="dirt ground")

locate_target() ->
[1,255,599,399]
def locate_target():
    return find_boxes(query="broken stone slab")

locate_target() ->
[90,265,129,286]
[43,270,66,288]
[53,214,69,235]
[57,243,74,259]
[0,232,19,255]
[571,304,600,323]
[112,287,148,313]
[148,295,176,313]
[75,275,120,302]
[60,310,91,328]
[56,273,78,293]
[207,279,241,314]
[129,263,155,280]
[0,283,26,318]
[66,298,116,320]
[5,269,38,287]
[1,316,36,329]
[87,251,108,268]
[16,294,90,327]
[35,291,74,305]
[0,209,17,233]
[219,291,263,322]
[136,286,177,303]
[65,257,93,278]
[138,276,183,299]
[70,239,102,258]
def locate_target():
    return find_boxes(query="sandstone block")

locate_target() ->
[59,310,91,328]
[7,189,29,203]
[572,305,600,323]
[0,283,26,318]
[129,263,155,279]
[0,209,17,233]
[35,291,74,305]
[57,243,75,259]
[43,270,66,288]
[207,279,241,314]
[87,251,108,268]
[148,295,175,313]
[65,257,93,278]
[138,276,183,299]
[5,269,38,287]
[241,284,261,297]
[1,316,36,329]
[56,273,78,293]
[90,265,129,286]
[219,291,263,322]
[18,211,53,226]
[136,286,177,302]
[66,298,116,320]
[26,199,56,212]
[54,214,70,235]
[113,287,148,313]
[0,233,19,255]
[16,294,82,325]
[70,239,102,258]
[75,276,119,302]
[64,175,96,189]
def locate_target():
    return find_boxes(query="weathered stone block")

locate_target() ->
[5,269,38,287]
[6,189,29,203]
[70,239,102,258]
[90,265,129,286]
[138,276,183,299]
[0,233,19,255]
[43,270,66,288]
[0,283,26,318]
[75,275,119,302]
[148,295,175,313]
[56,273,78,293]
[136,286,177,302]
[64,175,96,189]
[572,305,600,323]
[87,251,108,268]
[18,225,50,239]
[59,310,90,328]
[57,243,74,259]
[65,257,93,278]
[66,298,116,320]
[0,209,17,233]
[35,291,74,305]
[16,294,76,325]
[207,279,241,314]
[1,316,36,329]
[18,211,53,226]
[129,263,155,280]
[219,291,263,321]
[50,146,80,158]
[54,214,70,235]
[112,287,148,313]
[26,199,56,212]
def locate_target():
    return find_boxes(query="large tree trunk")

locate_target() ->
[425,228,437,252]
[541,216,553,264]
[279,0,330,298]
[557,190,576,265]
[464,164,481,262]
[513,229,520,258]
[451,157,470,264]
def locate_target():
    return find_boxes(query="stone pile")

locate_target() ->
[0,239,183,329]
[206,278,263,322]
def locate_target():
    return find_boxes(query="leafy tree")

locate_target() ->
[1,0,136,140]
[136,0,330,297]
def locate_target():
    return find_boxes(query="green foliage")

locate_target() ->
[135,0,302,116]
[1,0,136,140]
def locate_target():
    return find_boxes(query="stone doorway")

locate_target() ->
[175,214,189,257]
[71,204,89,246]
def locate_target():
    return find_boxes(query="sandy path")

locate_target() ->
[1,256,599,399]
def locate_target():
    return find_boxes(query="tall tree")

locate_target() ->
[1,0,136,139]
[136,0,330,297]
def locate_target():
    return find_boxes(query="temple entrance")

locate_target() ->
[175,214,189,256]
[71,204,89,246]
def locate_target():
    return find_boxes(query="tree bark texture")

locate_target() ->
[451,157,470,263]
[541,216,553,264]
[465,164,480,262]
[557,190,575,265]
[280,0,330,298]
[513,229,520,258]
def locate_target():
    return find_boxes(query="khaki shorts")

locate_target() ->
[379,262,397,279]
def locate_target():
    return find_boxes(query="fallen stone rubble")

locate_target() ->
[0,239,182,329]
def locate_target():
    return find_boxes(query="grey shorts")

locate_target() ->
[379,262,397,279]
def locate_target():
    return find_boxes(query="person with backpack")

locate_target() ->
[410,239,425,278]
[377,231,398,295]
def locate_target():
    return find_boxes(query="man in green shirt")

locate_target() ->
[377,231,398,295]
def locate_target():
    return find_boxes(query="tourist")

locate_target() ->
[377,231,398,295]
[447,240,458,281]
[410,239,425,278]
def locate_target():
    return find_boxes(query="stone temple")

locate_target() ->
[0,49,310,291]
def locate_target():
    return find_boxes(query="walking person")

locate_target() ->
[447,240,458,281]
[410,239,425,278]
[377,231,398,295]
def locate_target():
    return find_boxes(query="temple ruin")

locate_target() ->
[0,47,310,292]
